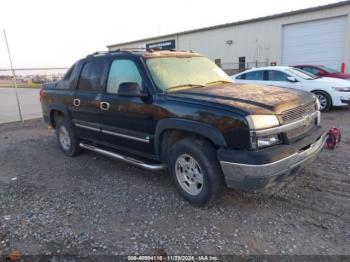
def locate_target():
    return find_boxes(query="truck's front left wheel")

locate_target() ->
[168,138,225,206]
[56,119,80,157]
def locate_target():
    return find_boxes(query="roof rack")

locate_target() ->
[86,48,148,58]
[86,47,184,58]
[116,47,147,52]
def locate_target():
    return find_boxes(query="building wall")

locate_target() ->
[109,4,350,72]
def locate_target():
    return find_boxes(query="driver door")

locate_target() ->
[98,58,156,158]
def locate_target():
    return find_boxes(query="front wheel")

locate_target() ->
[313,91,332,112]
[168,138,225,206]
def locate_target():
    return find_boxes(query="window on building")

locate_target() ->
[239,57,246,72]
[107,60,143,94]
[78,60,107,91]
[214,59,221,68]
[267,70,289,81]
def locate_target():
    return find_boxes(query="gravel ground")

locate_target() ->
[0,108,350,257]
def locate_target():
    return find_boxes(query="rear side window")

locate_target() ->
[78,60,107,91]
[267,70,289,81]
[63,66,74,81]
[107,60,142,94]
[244,71,264,80]
[56,65,75,89]
[236,73,245,80]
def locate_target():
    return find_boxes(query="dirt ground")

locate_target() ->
[0,108,349,257]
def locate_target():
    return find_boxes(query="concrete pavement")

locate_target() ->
[0,88,42,124]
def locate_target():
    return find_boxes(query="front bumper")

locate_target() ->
[334,93,350,106]
[219,128,327,191]
[341,97,350,105]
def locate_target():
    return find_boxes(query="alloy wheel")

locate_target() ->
[175,154,204,196]
[58,125,71,151]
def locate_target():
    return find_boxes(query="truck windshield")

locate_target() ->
[145,56,233,92]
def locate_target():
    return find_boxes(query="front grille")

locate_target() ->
[286,119,317,140]
[281,102,316,124]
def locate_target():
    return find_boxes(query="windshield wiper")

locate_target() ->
[205,80,232,86]
[166,84,206,92]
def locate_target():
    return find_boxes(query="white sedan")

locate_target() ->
[231,66,350,111]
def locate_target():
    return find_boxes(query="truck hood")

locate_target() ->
[167,83,314,115]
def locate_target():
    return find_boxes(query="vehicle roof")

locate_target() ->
[242,66,292,72]
[293,64,322,67]
[86,50,202,59]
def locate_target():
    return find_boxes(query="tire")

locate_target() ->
[168,138,225,206]
[55,118,81,157]
[313,91,332,112]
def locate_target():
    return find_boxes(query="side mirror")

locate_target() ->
[118,82,144,97]
[287,76,298,83]
[318,71,326,76]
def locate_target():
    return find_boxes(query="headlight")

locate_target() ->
[256,135,281,149]
[247,115,280,130]
[332,87,350,92]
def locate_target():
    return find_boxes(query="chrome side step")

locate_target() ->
[79,142,167,171]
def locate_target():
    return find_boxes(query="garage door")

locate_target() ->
[282,16,347,70]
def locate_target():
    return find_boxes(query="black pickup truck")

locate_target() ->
[41,50,327,206]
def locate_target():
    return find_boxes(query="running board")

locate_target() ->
[79,142,167,171]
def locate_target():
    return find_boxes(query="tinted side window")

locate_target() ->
[78,60,106,91]
[63,65,74,81]
[107,60,142,94]
[268,70,289,81]
[245,71,264,80]
[56,65,75,90]
[236,73,246,80]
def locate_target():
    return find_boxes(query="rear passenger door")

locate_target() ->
[70,58,108,140]
[98,57,156,157]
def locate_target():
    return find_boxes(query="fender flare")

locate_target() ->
[154,118,227,158]
[48,104,72,127]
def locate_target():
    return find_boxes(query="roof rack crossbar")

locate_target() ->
[86,48,148,58]
[86,47,182,58]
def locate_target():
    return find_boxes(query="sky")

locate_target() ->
[0,0,343,69]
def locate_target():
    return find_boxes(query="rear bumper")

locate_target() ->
[218,128,327,191]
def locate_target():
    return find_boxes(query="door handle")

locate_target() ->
[100,102,110,111]
[73,99,80,107]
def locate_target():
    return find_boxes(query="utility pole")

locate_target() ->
[3,29,23,123]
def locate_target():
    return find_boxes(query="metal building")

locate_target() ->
[107,1,350,74]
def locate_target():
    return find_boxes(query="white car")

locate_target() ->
[231,66,350,111]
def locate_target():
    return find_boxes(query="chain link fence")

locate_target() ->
[0,68,69,124]
[0,68,69,88]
